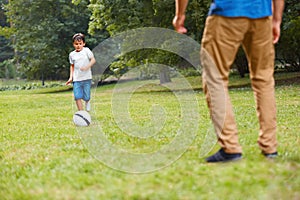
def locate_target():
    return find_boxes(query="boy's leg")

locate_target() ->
[73,81,84,111]
[82,80,92,111]
[76,99,84,111]
[201,16,249,154]
[242,17,277,154]
[85,101,91,112]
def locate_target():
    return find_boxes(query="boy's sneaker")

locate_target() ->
[86,101,91,112]
[206,148,242,163]
[263,152,278,159]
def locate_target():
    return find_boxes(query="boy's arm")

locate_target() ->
[87,57,96,69]
[66,64,74,85]
[272,0,285,44]
[80,56,96,71]
[173,0,189,34]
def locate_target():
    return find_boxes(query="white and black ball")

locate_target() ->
[73,110,91,127]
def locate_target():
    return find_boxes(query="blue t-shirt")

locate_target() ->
[208,0,272,19]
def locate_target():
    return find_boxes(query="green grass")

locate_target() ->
[1,72,300,200]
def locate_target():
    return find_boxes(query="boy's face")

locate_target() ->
[73,39,85,52]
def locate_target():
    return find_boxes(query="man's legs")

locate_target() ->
[242,17,277,154]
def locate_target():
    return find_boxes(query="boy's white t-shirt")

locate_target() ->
[69,47,94,82]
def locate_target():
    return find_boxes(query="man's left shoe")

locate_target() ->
[206,148,242,163]
[263,152,278,158]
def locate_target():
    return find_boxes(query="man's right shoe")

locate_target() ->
[206,148,242,163]
[263,152,278,158]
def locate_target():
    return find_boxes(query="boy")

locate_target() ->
[66,33,96,111]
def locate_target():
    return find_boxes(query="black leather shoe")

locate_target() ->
[206,148,242,163]
[263,152,278,158]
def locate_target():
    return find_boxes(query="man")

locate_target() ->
[173,0,285,162]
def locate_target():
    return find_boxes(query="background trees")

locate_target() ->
[0,0,299,81]
[0,0,14,78]
[276,0,300,72]
[87,0,210,82]
[0,0,100,82]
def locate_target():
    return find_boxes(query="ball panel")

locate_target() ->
[73,111,91,126]
[74,113,91,125]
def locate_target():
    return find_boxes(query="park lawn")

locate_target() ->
[0,73,299,200]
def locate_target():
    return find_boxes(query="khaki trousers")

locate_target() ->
[200,16,277,154]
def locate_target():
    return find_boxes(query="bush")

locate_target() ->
[0,81,65,91]
[0,60,16,79]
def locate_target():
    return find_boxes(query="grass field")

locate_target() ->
[1,72,299,200]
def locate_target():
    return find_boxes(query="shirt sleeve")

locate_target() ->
[85,48,94,59]
[69,52,74,64]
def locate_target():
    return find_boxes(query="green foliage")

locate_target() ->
[0,81,67,91]
[89,0,144,35]
[0,26,15,39]
[278,16,300,71]
[87,0,210,81]
[88,0,210,39]
[0,0,14,65]
[0,59,16,79]
[276,0,300,71]
[185,0,210,41]
[3,0,92,80]
[152,0,175,28]
[0,35,13,62]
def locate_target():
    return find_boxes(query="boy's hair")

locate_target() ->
[72,33,85,43]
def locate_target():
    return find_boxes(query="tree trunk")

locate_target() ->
[159,65,171,84]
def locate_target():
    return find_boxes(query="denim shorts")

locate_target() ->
[73,79,92,101]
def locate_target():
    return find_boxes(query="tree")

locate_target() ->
[0,0,15,79]
[1,0,95,82]
[0,2,12,59]
[276,0,300,71]
[88,0,209,83]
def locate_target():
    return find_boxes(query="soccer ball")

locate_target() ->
[73,110,91,127]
